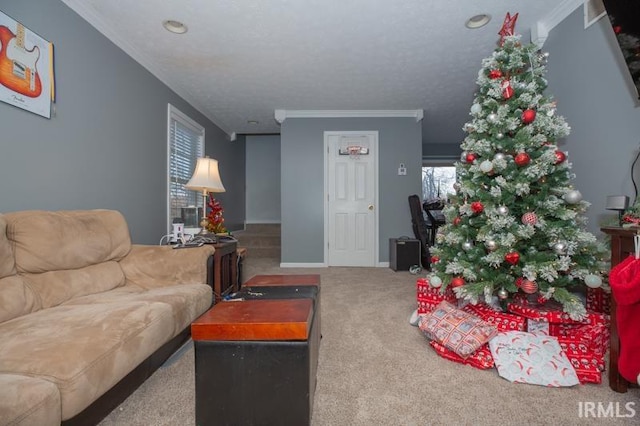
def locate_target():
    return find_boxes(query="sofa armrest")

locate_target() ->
[119,244,215,289]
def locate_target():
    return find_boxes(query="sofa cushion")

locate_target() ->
[63,283,213,336]
[0,374,61,426]
[4,209,131,274]
[0,216,16,279]
[0,301,174,420]
[0,276,39,323]
[21,261,125,310]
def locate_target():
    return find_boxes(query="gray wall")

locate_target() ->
[280,117,422,264]
[246,135,281,223]
[0,0,245,244]
[546,7,640,235]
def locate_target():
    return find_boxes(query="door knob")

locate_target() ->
[368,205,374,210]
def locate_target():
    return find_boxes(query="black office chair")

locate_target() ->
[422,199,446,246]
[408,194,431,270]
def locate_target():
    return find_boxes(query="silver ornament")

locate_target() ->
[584,274,603,289]
[496,133,504,140]
[461,151,468,162]
[485,240,497,251]
[480,160,493,173]
[453,182,461,191]
[471,103,482,115]
[462,241,474,251]
[487,113,498,123]
[428,275,443,288]
[497,288,509,300]
[497,206,509,216]
[553,242,567,255]
[493,152,505,161]
[563,190,583,204]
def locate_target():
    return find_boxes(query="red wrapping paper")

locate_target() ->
[416,278,456,314]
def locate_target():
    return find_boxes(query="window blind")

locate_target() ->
[168,105,204,230]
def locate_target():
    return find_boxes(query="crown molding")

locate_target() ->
[532,0,583,46]
[274,109,424,124]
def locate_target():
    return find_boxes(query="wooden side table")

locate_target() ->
[601,226,636,393]
[211,241,238,302]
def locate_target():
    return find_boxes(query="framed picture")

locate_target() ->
[584,0,607,29]
[0,11,53,118]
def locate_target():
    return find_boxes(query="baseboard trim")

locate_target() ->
[280,262,327,268]
[245,220,282,224]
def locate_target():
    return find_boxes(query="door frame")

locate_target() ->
[323,130,379,267]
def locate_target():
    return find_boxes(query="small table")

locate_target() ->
[211,241,238,301]
[192,297,320,426]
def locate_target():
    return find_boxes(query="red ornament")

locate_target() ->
[471,201,484,214]
[554,150,566,164]
[450,277,465,288]
[521,212,537,225]
[514,152,530,166]
[520,280,538,294]
[465,152,477,163]
[613,25,622,34]
[522,109,536,124]
[505,251,520,265]
[430,255,440,264]
[453,216,462,226]
[488,69,503,79]
[515,277,524,288]
[498,12,519,45]
[501,80,514,99]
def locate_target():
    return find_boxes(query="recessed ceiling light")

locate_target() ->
[163,20,188,34]
[465,14,491,29]
[247,120,260,125]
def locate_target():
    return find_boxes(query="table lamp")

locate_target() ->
[185,156,226,234]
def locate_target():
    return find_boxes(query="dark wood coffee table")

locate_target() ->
[192,295,320,426]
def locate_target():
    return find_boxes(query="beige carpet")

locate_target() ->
[99,258,639,426]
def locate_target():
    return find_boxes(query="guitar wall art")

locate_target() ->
[0,11,53,118]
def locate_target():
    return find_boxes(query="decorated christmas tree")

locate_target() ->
[428,13,608,320]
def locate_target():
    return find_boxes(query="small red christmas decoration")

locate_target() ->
[450,277,465,288]
[537,295,548,304]
[471,201,484,214]
[520,279,538,294]
[453,216,462,226]
[521,212,537,225]
[514,152,530,166]
[465,152,477,163]
[498,12,519,45]
[502,80,514,99]
[515,277,524,288]
[613,25,622,34]
[554,150,566,164]
[205,194,227,234]
[521,109,536,124]
[488,69,503,79]
[431,256,440,264]
[505,251,520,265]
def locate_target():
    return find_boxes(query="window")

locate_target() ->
[167,104,204,233]
[422,163,456,202]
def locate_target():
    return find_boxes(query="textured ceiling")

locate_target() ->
[61,0,571,143]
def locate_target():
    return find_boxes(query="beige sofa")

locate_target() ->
[0,210,215,425]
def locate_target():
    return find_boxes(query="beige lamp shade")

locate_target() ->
[185,157,226,193]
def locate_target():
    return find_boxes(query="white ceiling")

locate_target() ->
[60,0,578,143]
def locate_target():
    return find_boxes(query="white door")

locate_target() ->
[325,131,378,266]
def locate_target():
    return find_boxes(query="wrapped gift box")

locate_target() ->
[586,287,611,315]
[429,303,526,370]
[430,340,494,370]
[561,346,604,384]
[416,278,456,314]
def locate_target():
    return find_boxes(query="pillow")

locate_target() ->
[489,331,580,387]
[419,301,498,358]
